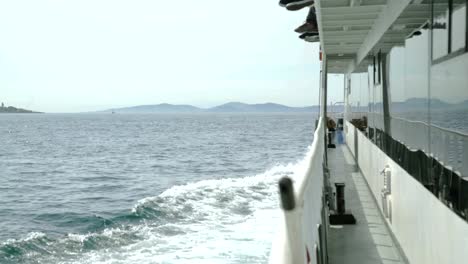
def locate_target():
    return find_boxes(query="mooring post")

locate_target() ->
[279,177,296,211]
[335,183,346,214]
[327,131,336,148]
[329,182,356,225]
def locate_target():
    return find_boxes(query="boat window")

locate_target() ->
[387,47,405,122]
[432,1,450,60]
[432,0,468,62]
[349,74,360,119]
[451,0,467,51]
[347,72,369,130]
[360,72,370,118]
[429,0,468,217]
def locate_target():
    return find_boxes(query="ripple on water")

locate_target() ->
[0,113,316,263]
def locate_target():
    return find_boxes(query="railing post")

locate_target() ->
[321,54,328,167]
[463,137,468,177]
[279,177,306,264]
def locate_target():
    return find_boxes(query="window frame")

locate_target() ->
[373,55,377,85]
[372,51,382,85]
[449,0,453,53]
[431,0,468,64]
[377,50,382,84]
[466,0,468,52]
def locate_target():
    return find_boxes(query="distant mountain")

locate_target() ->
[455,99,468,109]
[390,98,467,112]
[104,102,317,113]
[104,103,202,113]
[0,105,41,113]
[208,102,316,113]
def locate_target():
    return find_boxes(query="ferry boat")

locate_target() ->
[271,0,468,263]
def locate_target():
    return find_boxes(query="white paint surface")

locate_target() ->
[345,121,468,264]
[270,118,326,264]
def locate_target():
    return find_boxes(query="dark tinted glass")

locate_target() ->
[451,0,466,51]
[433,1,450,59]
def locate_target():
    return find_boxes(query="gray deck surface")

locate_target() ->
[327,144,406,264]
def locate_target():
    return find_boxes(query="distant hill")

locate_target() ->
[208,102,316,113]
[103,102,317,113]
[0,105,41,113]
[104,103,202,113]
[390,98,467,112]
[454,99,468,109]
[101,98,468,114]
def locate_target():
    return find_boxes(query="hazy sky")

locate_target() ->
[0,0,343,113]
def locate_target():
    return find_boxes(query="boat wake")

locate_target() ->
[0,147,312,264]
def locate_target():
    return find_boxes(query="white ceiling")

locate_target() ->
[315,0,443,73]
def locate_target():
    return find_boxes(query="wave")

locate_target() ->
[0,146,312,264]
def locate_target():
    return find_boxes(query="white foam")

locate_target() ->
[1,232,47,246]
[64,146,313,264]
[67,233,90,243]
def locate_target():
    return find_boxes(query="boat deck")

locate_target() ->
[327,144,407,264]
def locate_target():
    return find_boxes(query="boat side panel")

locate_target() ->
[345,120,468,264]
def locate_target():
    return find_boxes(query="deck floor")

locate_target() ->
[326,144,406,264]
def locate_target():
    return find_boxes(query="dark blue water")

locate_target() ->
[0,113,315,264]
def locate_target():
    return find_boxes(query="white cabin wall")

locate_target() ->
[341,1,468,262]
[345,121,468,264]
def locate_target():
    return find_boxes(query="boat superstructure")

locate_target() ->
[271,0,468,263]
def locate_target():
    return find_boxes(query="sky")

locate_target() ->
[0,0,344,113]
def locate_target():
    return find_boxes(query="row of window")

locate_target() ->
[345,0,468,222]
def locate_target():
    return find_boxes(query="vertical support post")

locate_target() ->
[319,65,323,119]
[381,53,391,137]
[321,53,329,167]
[321,54,328,121]
[344,74,348,122]
[463,137,468,178]
[448,0,453,53]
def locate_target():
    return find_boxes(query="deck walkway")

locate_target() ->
[327,144,407,264]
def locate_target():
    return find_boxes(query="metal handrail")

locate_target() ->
[389,116,468,176]
[270,117,325,264]
[297,117,325,203]
[391,115,468,138]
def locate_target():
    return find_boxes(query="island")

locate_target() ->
[0,102,41,113]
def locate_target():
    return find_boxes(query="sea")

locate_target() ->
[0,113,316,264]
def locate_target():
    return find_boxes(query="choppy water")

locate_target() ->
[0,113,315,264]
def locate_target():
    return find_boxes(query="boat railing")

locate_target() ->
[347,112,468,177]
[269,117,326,264]
[349,114,468,219]
[390,116,468,177]
[328,111,344,122]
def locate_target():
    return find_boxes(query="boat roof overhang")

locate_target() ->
[316,0,437,74]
